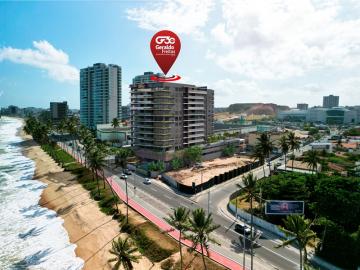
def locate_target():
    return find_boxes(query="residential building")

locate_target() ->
[96,123,131,145]
[50,101,68,122]
[132,71,164,84]
[131,80,214,161]
[121,105,131,121]
[310,142,333,153]
[80,63,122,129]
[297,103,308,110]
[323,95,339,108]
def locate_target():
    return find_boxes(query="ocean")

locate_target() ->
[0,117,84,270]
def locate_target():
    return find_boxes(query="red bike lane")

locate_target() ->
[59,143,245,270]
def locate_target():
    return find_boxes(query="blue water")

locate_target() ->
[0,117,84,270]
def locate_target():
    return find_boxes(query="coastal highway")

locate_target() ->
[63,140,311,270]
[104,165,301,270]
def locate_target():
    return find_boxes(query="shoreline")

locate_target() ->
[18,129,136,269]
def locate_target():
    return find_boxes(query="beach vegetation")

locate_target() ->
[108,237,141,270]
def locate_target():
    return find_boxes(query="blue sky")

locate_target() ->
[1,0,360,109]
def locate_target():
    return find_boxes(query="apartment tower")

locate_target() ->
[50,101,68,122]
[131,74,214,161]
[80,63,122,129]
[323,95,339,108]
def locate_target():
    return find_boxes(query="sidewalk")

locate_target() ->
[58,143,247,270]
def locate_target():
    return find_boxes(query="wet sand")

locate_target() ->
[20,131,154,270]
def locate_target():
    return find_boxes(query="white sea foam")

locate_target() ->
[0,117,84,270]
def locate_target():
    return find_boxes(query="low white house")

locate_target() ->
[310,142,333,153]
[96,124,131,145]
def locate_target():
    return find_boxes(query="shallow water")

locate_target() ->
[0,117,83,270]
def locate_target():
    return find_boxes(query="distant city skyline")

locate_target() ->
[1,1,360,109]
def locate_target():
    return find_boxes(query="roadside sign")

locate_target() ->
[265,200,304,215]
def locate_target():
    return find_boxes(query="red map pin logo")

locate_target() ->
[150,30,181,75]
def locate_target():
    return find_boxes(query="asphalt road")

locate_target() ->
[105,167,301,270]
[63,140,313,270]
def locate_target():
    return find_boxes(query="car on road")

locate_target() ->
[234,224,251,235]
[120,173,128,179]
[143,178,152,184]
[123,169,132,175]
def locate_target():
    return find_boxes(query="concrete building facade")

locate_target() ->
[278,107,358,124]
[132,71,164,84]
[130,81,214,161]
[80,63,122,129]
[297,103,308,110]
[50,101,68,122]
[323,95,339,108]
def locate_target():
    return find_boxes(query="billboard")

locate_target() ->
[265,200,304,215]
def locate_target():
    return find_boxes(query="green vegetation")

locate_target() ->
[160,258,175,270]
[164,207,190,270]
[187,208,220,270]
[111,117,120,129]
[222,144,235,157]
[208,132,239,143]
[183,146,202,166]
[24,116,179,266]
[148,160,165,172]
[232,172,360,269]
[171,157,184,170]
[343,127,360,136]
[108,237,141,270]
[122,222,176,262]
[276,215,316,270]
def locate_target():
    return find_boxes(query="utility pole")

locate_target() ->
[125,176,129,223]
[243,226,246,269]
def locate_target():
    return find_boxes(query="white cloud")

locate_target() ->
[126,0,214,36]
[0,40,79,83]
[208,0,360,79]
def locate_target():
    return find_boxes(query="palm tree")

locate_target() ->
[288,132,301,170]
[88,148,106,196]
[279,135,289,171]
[66,116,78,156]
[187,208,220,270]
[252,145,266,177]
[238,173,257,270]
[164,207,190,270]
[111,117,120,129]
[255,133,273,176]
[276,215,316,270]
[114,148,131,169]
[57,119,67,149]
[257,133,273,160]
[303,150,320,174]
[108,237,141,270]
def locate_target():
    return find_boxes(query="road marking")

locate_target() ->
[163,194,173,200]
[219,208,300,267]
[226,227,299,267]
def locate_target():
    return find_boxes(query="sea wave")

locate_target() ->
[0,117,83,270]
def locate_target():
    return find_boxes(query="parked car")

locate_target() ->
[143,178,152,184]
[120,173,128,179]
[234,224,251,235]
[124,169,132,175]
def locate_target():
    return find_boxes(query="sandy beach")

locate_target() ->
[20,131,156,270]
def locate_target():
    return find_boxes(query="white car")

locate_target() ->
[143,178,152,184]
[120,173,128,179]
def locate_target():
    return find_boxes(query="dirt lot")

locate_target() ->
[167,156,252,186]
